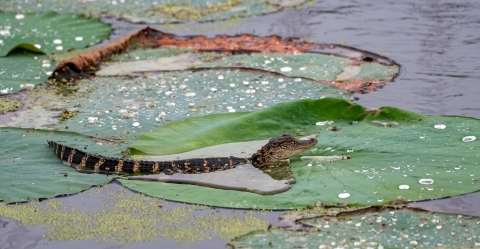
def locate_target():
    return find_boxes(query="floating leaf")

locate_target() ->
[120,98,480,209]
[229,208,480,248]
[47,26,399,94]
[0,128,116,203]
[198,53,399,83]
[0,12,111,56]
[0,0,310,24]
[129,98,362,155]
[20,70,348,145]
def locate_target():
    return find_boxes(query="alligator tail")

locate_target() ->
[48,141,250,175]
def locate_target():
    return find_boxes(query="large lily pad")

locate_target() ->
[0,12,111,57]
[20,69,348,145]
[0,127,116,203]
[129,98,363,155]
[0,0,310,24]
[197,53,399,82]
[229,208,480,248]
[119,98,480,209]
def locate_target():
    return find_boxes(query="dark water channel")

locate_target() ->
[2,1,480,248]
[212,0,480,119]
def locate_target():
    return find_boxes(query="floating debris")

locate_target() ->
[434,124,446,129]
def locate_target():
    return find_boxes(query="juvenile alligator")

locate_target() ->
[48,134,317,175]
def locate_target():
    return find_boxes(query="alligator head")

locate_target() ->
[250,134,318,169]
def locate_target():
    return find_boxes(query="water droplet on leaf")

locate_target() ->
[399,185,410,190]
[280,67,292,72]
[462,136,476,142]
[419,178,434,185]
[88,117,98,123]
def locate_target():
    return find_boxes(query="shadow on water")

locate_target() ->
[2,0,480,248]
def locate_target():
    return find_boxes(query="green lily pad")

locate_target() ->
[0,49,56,94]
[31,69,349,145]
[197,53,399,82]
[107,48,195,63]
[0,127,116,203]
[229,208,480,248]
[97,52,203,76]
[0,12,111,57]
[129,98,363,156]
[119,98,480,209]
[0,0,310,24]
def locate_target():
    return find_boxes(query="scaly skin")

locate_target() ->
[48,134,317,175]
